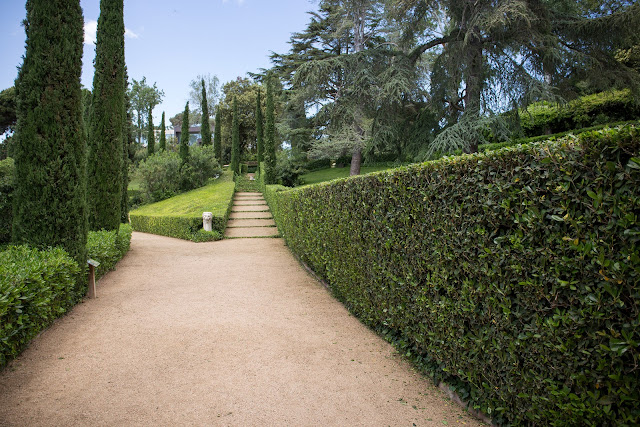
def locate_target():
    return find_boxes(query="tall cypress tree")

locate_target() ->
[213,105,222,163]
[180,102,190,163]
[159,111,166,151]
[87,0,125,231]
[264,74,277,184]
[255,89,264,173]
[200,79,212,146]
[231,96,240,175]
[147,110,155,156]
[121,68,132,224]
[13,0,87,265]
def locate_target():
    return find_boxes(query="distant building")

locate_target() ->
[175,125,203,146]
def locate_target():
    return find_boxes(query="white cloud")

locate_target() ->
[84,20,140,45]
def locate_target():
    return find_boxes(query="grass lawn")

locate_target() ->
[128,176,142,191]
[131,171,235,218]
[300,165,396,186]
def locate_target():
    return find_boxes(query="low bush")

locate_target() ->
[86,224,133,280]
[0,157,14,244]
[264,126,640,425]
[130,171,234,241]
[275,151,306,187]
[304,158,332,172]
[0,246,79,369]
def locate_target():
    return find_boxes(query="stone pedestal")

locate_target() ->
[202,212,213,232]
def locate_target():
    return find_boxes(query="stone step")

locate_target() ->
[224,227,280,238]
[234,200,267,206]
[227,219,276,227]
[229,211,273,219]
[235,192,262,197]
[232,205,270,212]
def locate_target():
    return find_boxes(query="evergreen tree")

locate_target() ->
[264,74,277,184]
[159,111,166,151]
[255,89,264,172]
[147,110,155,156]
[213,105,222,163]
[200,79,212,146]
[121,69,132,224]
[13,0,87,264]
[180,102,190,162]
[87,0,125,231]
[231,97,240,174]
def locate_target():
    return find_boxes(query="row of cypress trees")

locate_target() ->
[12,0,127,268]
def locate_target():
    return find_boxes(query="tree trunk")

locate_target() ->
[350,146,362,176]
[463,36,483,154]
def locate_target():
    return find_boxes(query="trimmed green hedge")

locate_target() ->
[129,171,235,241]
[264,126,640,425]
[1,224,133,370]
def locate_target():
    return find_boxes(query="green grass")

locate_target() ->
[300,165,395,186]
[235,173,260,192]
[127,176,142,191]
[131,172,234,217]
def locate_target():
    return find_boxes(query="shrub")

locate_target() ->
[86,224,132,280]
[0,246,79,369]
[304,158,331,172]
[264,125,640,425]
[179,145,222,191]
[0,157,14,244]
[275,151,305,187]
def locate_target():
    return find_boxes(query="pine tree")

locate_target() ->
[87,0,125,231]
[213,105,222,163]
[264,75,277,184]
[255,89,264,172]
[159,111,166,151]
[13,0,87,265]
[200,79,212,146]
[147,110,155,156]
[231,97,240,175]
[180,102,190,162]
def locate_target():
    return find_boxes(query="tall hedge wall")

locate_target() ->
[264,126,640,425]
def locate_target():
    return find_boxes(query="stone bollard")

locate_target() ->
[202,212,213,232]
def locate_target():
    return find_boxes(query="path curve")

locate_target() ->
[0,232,483,426]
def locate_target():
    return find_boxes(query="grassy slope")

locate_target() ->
[130,171,235,218]
[300,165,395,187]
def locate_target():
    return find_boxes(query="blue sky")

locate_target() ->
[0,0,315,123]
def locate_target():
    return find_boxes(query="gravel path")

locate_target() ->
[0,231,483,426]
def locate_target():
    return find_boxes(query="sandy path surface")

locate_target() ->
[0,232,483,426]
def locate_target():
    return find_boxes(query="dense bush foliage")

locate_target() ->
[0,157,14,244]
[275,152,306,187]
[135,145,221,204]
[1,224,133,369]
[520,90,640,137]
[86,224,133,280]
[0,246,79,369]
[304,158,332,171]
[264,126,640,425]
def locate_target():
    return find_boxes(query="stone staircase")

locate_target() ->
[224,192,279,238]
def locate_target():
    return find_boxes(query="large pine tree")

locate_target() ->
[213,105,222,163]
[263,75,277,184]
[200,79,212,146]
[180,102,190,163]
[159,111,166,151]
[231,97,240,175]
[87,0,125,231]
[255,89,264,172]
[147,110,155,156]
[13,0,88,264]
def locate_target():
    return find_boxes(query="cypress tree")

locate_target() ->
[231,97,240,175]
[13,0,87,264]
[121,69,132,224]
[180,102,190,163]
[87,0,125,231]
[264,74,277,184]
[159,111,166,151]
[147,110,154,156]
[213,105,222,163]
[255,89,264,173]
[200,79,212,146]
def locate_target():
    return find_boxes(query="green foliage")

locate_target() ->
[13,0,87,265]
[256,89,264,171]
[147,110,155,156]
[520,90,640,137]
[130,171,234,241]
[0,245,79,369]
[263,75,277,184]
[201,79,212,146]
[299,164,395,187]
[214,105,222,163]
[0,158,14,244]
[180,102,190,162]
[0,86,17,135]
[231,97,240,174]
[275,151,306,187]
[159,111,166,151]
[128,76,164,145]
[135,146,222,204]
[86,223,133,280]
[264,125,640,425]
[234,173,260,192]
